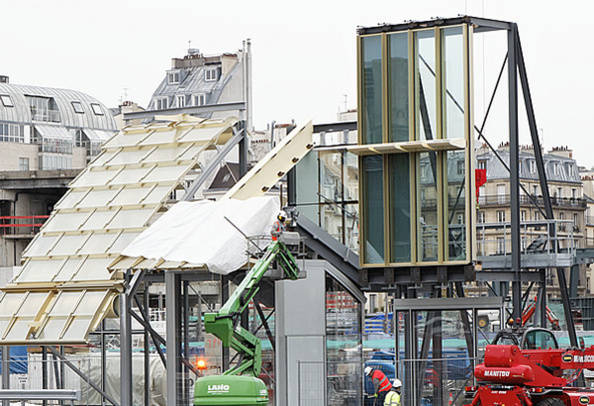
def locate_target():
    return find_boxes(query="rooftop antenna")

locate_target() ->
[343,94,348,112]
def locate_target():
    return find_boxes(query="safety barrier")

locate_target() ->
[0,215,49,235]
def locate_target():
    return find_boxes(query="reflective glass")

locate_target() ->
[361,35,383,144]
[389,33,409,142]
[389,154,411,262]
[418,152,438,261]
[325,276,362,405]
[415,30,437,141]
[442,27,465,139]
[362,155,384,263]
[446,150,466,261]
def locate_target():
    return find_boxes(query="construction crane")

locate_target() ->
[521,298,561,331]
[466,326,594,406]
[193,238,300,405]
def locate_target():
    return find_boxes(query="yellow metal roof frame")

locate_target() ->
[0,117,237,345]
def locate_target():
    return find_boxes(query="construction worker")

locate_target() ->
[365,366,392,404]
[271,210,287,241]
[384,378,402,406]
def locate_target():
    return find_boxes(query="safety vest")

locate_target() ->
[371,370,392,393]
[384,390,401,406]
[271,220,285,241]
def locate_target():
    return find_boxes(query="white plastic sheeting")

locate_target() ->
[121,196,280,275]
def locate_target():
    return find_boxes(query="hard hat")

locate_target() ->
[364,366,372,376]
[278,210,287,221]
[393,378,402,388]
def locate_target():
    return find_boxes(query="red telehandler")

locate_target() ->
[466,325,594,406]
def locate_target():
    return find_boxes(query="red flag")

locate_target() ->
[475,169,487,204]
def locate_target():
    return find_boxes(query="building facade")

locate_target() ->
[146,48,246,122]
[0,77,117,170]
[0,78,116,270]
[476,143,589,296]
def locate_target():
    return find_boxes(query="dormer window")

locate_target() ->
[156,97,168,110]
[567,164,574,177]
[529,160,536,174]
[168,71,180,84]
[0,94,13,107]
[71,101,84,114]
[205,68,218,82]
[193,94,206,106]
[177,95,186,107]
[553,162,559,175]
[90,103,104,116]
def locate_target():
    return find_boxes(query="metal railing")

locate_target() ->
[30,108,61,123]
[477,193,586,208]
[0,216,49,235]
[475,219,577,257]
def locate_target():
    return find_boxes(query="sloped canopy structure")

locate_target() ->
[110,120,314,273]
[0,116,238,344]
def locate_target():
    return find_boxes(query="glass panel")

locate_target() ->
[48,235,85,256]
[344,203,359,254]
[362,155,384,263]
[24,235,59,257]
[54,258,85,281]
[54,190,87,209]
[108,232,140,254]
[442,27,465,139]
[16,260,62,282]
[105,148,151,166]
[71,169,118,188]
[72,258,114,281]
[107,209,155,229]
[361,35,383,145]
[102,131,151,149]
[178,126,225,143]
[415,30,437,141]
[418,152,438,262]
[389,154,411,262]
[326,276,362,405]
[320,151,344,242]
[109,167,153,185]
[110,186,151,206]
[388,32,409,142]
[446,150,466,261]
[142,128,178,144]
[79,211,117,231]
[89,150,118,167]
[142,186,175,205]
[77,233,117,255]
[292,150,319,224]
[42,212,90,232]
[78,189,121,208]
[143,165,190,183]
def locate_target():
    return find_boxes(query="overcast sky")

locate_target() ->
[2,0,593,167]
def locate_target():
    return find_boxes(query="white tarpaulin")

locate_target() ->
[121,196,279,275]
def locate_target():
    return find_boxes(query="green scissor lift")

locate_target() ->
[194,239,300,405]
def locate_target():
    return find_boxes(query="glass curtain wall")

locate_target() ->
[292,148,359,253]
[362,155,384,263]
[361,35,383,145]
[358,25,471,267]
[326,276,362,406]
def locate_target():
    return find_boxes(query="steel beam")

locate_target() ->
[181,130,245,201]
[508,23,522,321]
[166,271,181,406]
[46,346,119,406]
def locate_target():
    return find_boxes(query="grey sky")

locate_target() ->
[2,0,592,167]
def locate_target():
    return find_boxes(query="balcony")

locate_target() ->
[30,107,61,123]
[0,215,49,237]
[477,194,586,209]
